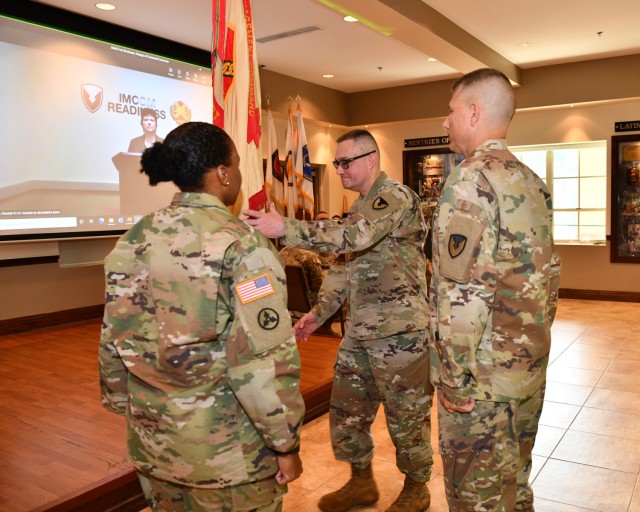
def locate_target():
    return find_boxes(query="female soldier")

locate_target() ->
[99,122,304,511]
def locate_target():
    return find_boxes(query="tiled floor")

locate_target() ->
[282,299,640,512]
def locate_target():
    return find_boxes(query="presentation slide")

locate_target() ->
[0,15,213,240]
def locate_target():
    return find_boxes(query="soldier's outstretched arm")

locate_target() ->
[293,312,319,340]
[310,261,346,327]
[280,187,415,254]
[243,203,285,239]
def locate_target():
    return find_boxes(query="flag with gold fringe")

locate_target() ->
[284,106,297,218]
[295,107,314,219]
[212,0,266,213]
[265,107,285,215]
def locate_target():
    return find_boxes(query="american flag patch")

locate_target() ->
[235,273,275,304]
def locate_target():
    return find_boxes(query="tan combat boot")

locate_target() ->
[318,464,379,512]
[385,476,430,512]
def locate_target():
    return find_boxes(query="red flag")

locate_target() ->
[212,0,265,213]
[211,0,226,128]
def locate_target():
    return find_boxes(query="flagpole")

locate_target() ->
[285,96,296,219]
[264,94,270,214]
[297,95,305,221]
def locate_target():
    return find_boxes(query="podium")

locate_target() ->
[112,152,177,217]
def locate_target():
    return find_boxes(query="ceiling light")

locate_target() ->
[517,42,534,48]
[322,74,334,79]
[343,15,358,22]
[96,3,116,10]
[426,57,437,62]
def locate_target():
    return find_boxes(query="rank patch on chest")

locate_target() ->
[448,234,467,258]
[258,308,280,330]
[235,273,275,304]
[372,197,389,210]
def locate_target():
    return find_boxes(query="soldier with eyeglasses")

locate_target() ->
[244,129,433,512]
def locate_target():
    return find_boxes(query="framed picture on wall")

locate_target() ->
[402,148,463,205]
[611,134,640,263]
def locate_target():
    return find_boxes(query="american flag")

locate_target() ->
[235,274,274,304]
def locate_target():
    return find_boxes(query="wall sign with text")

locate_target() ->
[615,120,640,133]
[404,136,450,148]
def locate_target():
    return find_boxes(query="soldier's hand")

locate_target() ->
[275,453,303,484]
[243,203,286,238]
[294,313,319,341]
[440,393,475,414]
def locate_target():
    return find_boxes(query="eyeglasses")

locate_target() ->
[332,150,376,169]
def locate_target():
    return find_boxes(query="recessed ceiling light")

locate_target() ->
[322,74,334,79]
[517,41,534,48]
[96,3,116,10]
[343,15,358,23]
[426,57,437,62]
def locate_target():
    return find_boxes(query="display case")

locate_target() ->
[611,134,640,263]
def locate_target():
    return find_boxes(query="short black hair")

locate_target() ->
[140,122,234,191]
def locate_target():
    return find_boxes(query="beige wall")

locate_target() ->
[555,243,640,292]
[3,60,640,321]
[366,99,640,293]
[0,261,105,320]
[347,54,640,126]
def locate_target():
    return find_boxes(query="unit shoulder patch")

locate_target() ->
[258,308,280,330]
[440,211,486,284]
[372,196,389,210]
[448,234,467,258]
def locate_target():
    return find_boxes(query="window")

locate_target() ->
[511,141,607,244]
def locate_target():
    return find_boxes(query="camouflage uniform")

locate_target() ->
[99,192,305,512]
[281,172,433,482]
[316,250,338,270]
[429,140,562,511]
[279,246,325,305]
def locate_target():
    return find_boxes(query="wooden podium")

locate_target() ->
[111,152,177,218]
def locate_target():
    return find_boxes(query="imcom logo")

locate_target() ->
[81,84,103,113]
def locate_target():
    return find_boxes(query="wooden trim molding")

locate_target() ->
[558,288,640,303]
[0,256,59,267]
[31,468,146,512]
[3,288,640,338]
[0,304,104,337]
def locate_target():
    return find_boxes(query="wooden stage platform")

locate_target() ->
[0,319,339,512]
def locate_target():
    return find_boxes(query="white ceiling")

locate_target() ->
[34,0,640,93]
